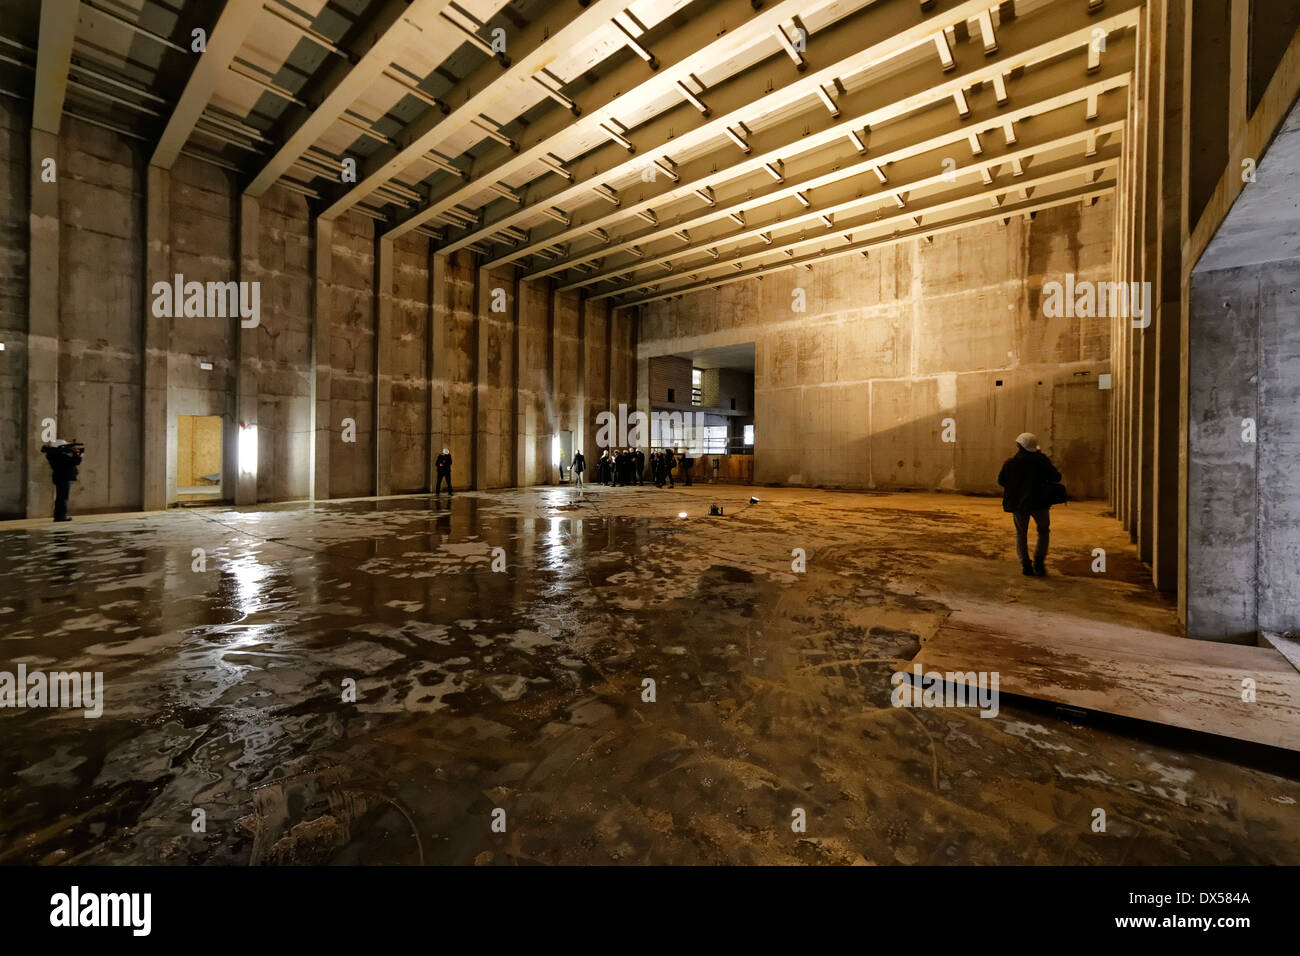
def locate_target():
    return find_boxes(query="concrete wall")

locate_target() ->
[702,367,754,414]
[1186,259,1300,641]
[0,100,635,516]
[638,198,1115,495]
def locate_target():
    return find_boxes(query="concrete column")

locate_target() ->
[235,194,259,506]
[635,349,650,459]
[511,270,523,487]
[311,217,333,501]
[548,284,561,485]
[605,300,615,430]
[576,294,586,469]
[1151,0,1185,592]
[473,263,488,491]
[142,165,170,512]
[1124,73,1142,541]
[1134,3,1160,563]
[429,250,447,489]
[374,235,393,497]
[26,128,59,519]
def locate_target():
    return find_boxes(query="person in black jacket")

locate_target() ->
[997,432,1061,577]
[42,440,84,522]
[435,448,453,495]
[571,450,585,488]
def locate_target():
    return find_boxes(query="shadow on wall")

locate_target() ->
[754,378,1109,497]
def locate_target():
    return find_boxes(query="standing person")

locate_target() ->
[571,449,585,488]
[997,432,1062,576]
[435,447,454,496]
[662,448,676,488]
[41,439,84,523]
[635,448,646,485]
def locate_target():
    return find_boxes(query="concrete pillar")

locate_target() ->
[473,263,489,491]
[635,335,650,460]
[26,128,59,519]
[428,249,446,490]
[235,194,259,506]
[428,239,444,494]
[142,165,170,513]
[1151,0,1185,593]
[514,273,530,488]
[548,284,561,485]
[374,235,393,497]
[605,299,615,431]
[1133,2,1160,563]
[575,293,586,473]
[311,217,333,501]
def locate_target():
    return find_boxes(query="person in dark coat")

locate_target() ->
[997,432,1062,576]
[662,448,676,488]
[42,440,84,522]
[571,450,585,488]
[635,448,646,485]
[435,447,453,495]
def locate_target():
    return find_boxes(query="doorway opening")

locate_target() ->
[177,415,224,502]
[649,343,755,483]
[557,429,574,482]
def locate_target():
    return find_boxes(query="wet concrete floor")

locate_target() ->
[1,485,1297,865]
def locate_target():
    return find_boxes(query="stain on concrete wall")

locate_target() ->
[639,198,1115,496]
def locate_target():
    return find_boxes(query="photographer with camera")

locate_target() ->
[41,439,84,522]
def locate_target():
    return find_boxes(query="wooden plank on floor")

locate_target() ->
[912,607,1300,751]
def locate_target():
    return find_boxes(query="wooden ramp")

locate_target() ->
[911,605,1300,752]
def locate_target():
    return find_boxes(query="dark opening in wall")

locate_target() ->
[1188,0,1232,231]
[667,388,675,402]
[1249,0,1300,115]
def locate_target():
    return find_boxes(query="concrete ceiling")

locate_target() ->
[2,0,1140,303]
[685,342,756,371]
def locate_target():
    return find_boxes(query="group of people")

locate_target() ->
[34,429,1064,583]
[569,447,695,488]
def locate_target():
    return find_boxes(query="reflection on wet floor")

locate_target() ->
[1,486,1297,865]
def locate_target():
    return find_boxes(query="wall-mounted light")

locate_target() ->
[238,422,258,477]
